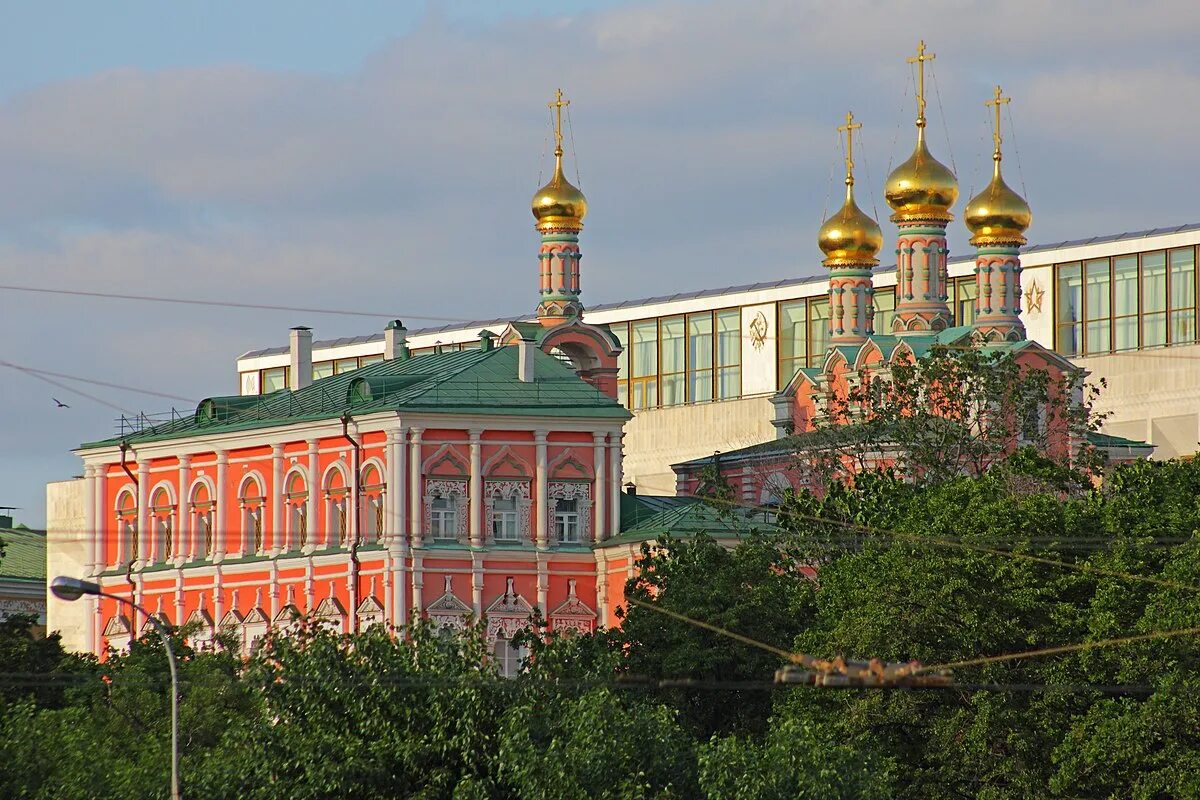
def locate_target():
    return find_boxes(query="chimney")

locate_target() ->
[518,338,535,382]
[384,319,409,361]
[478,330,497,351]
[289,327,312,391]
[624,482,637,496]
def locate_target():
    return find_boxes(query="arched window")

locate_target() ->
[284,471,308,551]
[189,481,214,560]
[149,486,174,563]
[115,489,137,565]
[324,467,349,548]
[481,448,532,545]
[360,463,385,545]
[239,476,265,556]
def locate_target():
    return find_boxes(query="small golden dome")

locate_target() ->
[531,150,587,231]
[819,180,882,266]
[884,126,958,223]
[964,157,1031,245]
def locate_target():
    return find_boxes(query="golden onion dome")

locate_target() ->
[884,126,958,222]
[964,156,1031,245]
[818,179,882,266]
[531,149,587,230]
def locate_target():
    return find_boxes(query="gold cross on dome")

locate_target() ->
[906,40,936,124]
[985,84,1012,157]
[837,111,862,183]
[548,88,570,152]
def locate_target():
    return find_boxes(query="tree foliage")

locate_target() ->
[4,458,1200,798]
[800,346,1108,486]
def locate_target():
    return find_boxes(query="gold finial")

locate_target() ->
[818,111,882,266]
[838,111,862,190]
[532,88,587,229]
[964,85,1030,244]
[548,87,570,156]
[985,84,1011,162]
[906,40,936,127]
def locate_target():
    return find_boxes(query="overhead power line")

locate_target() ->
[0,284,471,323]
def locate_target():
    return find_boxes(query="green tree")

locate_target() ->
[616,534,814,738]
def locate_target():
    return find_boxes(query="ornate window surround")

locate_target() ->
[425,479,468,543]
[547,482,592,545]
[484,480,532,544]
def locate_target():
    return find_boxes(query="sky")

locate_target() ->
[1,0,1198,527]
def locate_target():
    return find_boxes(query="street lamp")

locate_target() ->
[51,575,181,800]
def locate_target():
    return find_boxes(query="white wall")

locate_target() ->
[1077,342,1200,460]
[622,395,777,496]
[46,478,90,652]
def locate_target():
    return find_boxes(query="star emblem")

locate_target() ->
[1024,281,1044,314]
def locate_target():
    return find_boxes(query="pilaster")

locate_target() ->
[534,431,548,549]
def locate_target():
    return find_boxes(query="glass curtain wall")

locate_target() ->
[1055,246,1199,355]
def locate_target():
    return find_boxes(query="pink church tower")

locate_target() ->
[818,112,882,345]
[964,86,1033,342]
[885,41,958,335]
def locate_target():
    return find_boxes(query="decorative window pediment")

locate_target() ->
[550,579,597,635]
[140,611,170,636]
[273,604,301,630]
[314,595,347,632]
[103,614,132,651]
[242,608,269,655]
[549,450,593,481]
[356,596,386,630]
[187,608,215,650]
[485,577,535,640]
[426,575,472,631]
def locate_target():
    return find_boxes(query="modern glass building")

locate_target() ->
[237,223,1200,494]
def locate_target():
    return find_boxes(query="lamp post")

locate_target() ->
[51,575,181,800]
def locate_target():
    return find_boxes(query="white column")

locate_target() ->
[136,461,150,567]
[592,434,607,542]
[409,428,424,547]
[306,440,319,552]
[390,428,407,542]
[177,455,191,562]
[595,550,608,630]
[468,429,483,548]
[608,433,623,537]
[83,465,97,576]
[536,552,549,613]
[214,451,228,562]
[535,431,548,549]
[95,467,108,569]
[411,553,424,620]
[387,428,407,628]
[348,438,360,549]
[174,572,184,626]
[472,552,484,616]
[271,445,284,556]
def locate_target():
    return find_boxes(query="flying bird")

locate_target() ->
[52,397,70,408]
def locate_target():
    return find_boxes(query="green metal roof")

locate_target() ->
[83,346,630,450]
[0,526,47,583]
[606,497,782,545]
[1088,431,1154,451]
